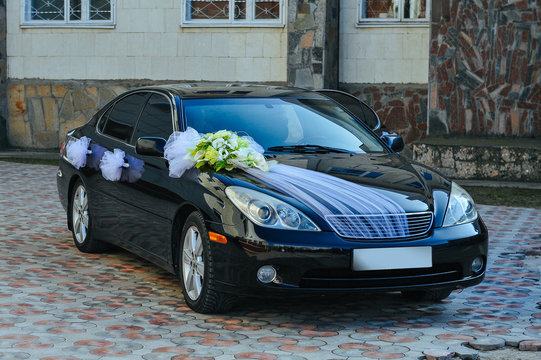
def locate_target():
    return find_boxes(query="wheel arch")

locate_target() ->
[66,175,83,232]
[171,203,202,275]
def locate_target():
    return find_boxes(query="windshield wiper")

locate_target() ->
[267,145,355,154]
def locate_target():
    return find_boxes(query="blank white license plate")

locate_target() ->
[352,246,432,271]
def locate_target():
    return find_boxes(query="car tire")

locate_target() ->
[70,179,107,253]
[401,288,454,302]
[179,211,236,314]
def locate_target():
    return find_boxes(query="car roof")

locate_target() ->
[138,83,324,99]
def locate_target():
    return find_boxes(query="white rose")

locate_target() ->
[212,138,226,150]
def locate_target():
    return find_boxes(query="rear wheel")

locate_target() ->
[401,288,454,301]
[70,179,107,253]
[179,211,235,313]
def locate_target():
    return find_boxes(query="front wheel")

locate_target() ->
[70,179,107,253]
[179,211,235,313]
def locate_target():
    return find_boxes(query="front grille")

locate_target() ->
[325,212,433,240]
[300,264,462,289]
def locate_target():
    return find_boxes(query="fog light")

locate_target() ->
[471,257,484,273]
[257,265,277,284]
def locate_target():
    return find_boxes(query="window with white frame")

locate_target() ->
[182,0,283,27]
[22,0,115,27]
[358,0,429,25]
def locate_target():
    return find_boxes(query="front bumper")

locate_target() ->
[208,218,488,296]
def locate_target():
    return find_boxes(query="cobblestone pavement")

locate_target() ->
[1,161,540,360]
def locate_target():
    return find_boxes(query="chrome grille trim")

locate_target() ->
[325,212,434,240]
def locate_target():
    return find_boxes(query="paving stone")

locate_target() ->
[422,349,455,360]
[518,340,541,351]
[468,337,506,351]
[503,336,524,347]
[1,163,541,359]
[457,353,479,360]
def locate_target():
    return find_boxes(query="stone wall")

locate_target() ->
[0,0,7,148]
[6,80,146,149]
[7,79,291,149]
[413,140,541,181]
[287,0,339,88]
[429,0,540,136]
[9,80,430,150]
[341,83,429,144]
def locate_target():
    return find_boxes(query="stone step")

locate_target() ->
[0,150,59,160]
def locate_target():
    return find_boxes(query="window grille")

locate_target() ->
[183,0,282,27]
[22,0,115,27]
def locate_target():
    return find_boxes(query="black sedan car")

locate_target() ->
[57,84,488,313]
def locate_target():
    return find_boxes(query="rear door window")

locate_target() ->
[101,92,148,142]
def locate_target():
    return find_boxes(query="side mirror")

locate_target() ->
[136,137,166,157]
[381,134,404,153]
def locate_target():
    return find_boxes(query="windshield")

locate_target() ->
[183,97,386,154]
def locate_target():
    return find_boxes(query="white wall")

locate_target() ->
[340,0,430,84]
[6,0,287,82]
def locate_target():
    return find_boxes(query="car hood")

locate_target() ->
[221,153,452,215]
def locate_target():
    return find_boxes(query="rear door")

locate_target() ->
[90,91,149,244]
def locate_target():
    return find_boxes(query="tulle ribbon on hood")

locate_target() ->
[246,164,409,238]
[164,128,409,238]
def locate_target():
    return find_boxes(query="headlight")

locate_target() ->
[225,186,320,231]
[442,182,478,227]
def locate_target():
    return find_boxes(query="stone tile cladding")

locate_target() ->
[8,80,426,150]
[413,142,541,181]
[287,0,339,88]
[1,160,540,359]
[429,0,540,136]
[7,81,149,149]
[341,83,429,144]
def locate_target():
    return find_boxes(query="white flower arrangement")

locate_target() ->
[191,130,270,172]
[164,128,273,178]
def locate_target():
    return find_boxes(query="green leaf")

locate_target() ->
[215,161,226,172]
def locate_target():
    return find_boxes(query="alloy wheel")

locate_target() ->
[72,184,89,244]
[182,226,205,301]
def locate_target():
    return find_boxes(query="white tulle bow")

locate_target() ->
[66,136,91,169]
[163,128,202,178]
[100,149,129,181]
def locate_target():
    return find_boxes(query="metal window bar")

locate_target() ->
[90,0,112,20]
[70,0,81,20]
[30,0,65,21]
[255,0,279,19]
[186,0,279,22]
[26,0,112,22]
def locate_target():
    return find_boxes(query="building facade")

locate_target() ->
[1,0,539,150]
